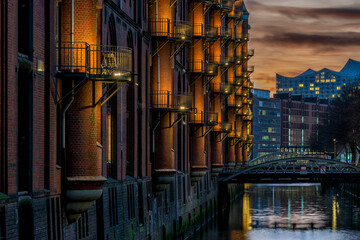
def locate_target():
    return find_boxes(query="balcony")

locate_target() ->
[213,122,232,133]
[234,55,243,65]
[242,81,254,89]
[242,33,249,41]
[228,130,243,139]
[242,66,254,78]
[198,0,218,5]
[149,19,192,42]
[243,98,253,105]
[189,60,218,76]
[151,91,192,112]
[192,24,219,41]
[246,135,254,144]
[56,42,132,82]
[221,56,234,66]
[242,49,254,61]
[227,98,242,108]
[221,0,233,12]
[236,108,251,117]
[189,111,218,126]
[243,115,253,121]
[228,9,242,19]
[204,25,219,40]
[221,27,232,39]
[210,82,233,95]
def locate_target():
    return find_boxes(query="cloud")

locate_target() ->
[247,1,360,20]
[255,32,360,47]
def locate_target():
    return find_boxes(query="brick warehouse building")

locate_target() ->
[0,0,253,239]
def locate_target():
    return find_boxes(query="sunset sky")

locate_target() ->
[246,0,360,93]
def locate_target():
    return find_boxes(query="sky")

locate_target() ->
[246,0,360,93]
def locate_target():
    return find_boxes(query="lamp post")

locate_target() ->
[333,138,337,161]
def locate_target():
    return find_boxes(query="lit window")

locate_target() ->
[315,91,319,94]
[310,83,314,87]
[331,79,336,82]
[278,88,283,91]
[315,87,319,90]
[299,84,304,87]
[321,72,325,75]
[337,94,340,97]
[316,80,319,83]
[326,79,330,82]
[336,86,341,90]
[321,80,325,83]
[332,94,335,98]
[310,88,314,91]
[289,88,293,91]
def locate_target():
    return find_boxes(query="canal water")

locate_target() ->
[191,184,360,240]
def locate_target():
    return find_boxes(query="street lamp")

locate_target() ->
[333,138,337,161]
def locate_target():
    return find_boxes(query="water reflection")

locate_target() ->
[191,183,360,240]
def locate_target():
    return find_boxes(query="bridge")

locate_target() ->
[220,152,360,184]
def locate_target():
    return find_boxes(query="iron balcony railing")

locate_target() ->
[189,111,218,126]
[234,55,243,65]
[210,82,233,95]
[189,60,204,73]
[151,90,192,111]
[228,9,243,19]
[246,135,254,143]
[149,19,192,41]
[228,130,243,139]
[189,60,218,76]
[227,98,242,108]
[242,49,254,61]
[242,33,249,41]
[237,108,251,116]
[221,27,233,38]
[57,42,132,81]
[213,122,232,132]
[244,115,253,121]
[204,25,219,40]
[243,98,253,105]
[244,81,254,89]
[221,0,233,12]
[211,56,234,66]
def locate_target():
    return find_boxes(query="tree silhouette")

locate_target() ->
[310,85,360,164]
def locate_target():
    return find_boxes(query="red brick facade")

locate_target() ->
[0,0,252,239]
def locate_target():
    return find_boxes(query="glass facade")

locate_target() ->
[252,90,281,158]
[276,59,360,99]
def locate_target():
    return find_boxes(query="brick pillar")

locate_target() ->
[226,114,236,170]
[190,80,207,184]
[61,0,105,223]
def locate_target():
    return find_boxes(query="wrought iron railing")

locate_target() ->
[228,9,242,19]
[210,82,233,94]
[189,60,204,73]
[242,81,254,89]
[228,130,243,139]
[149,19,192,41]
[221,27,232,38]
[151,91,192,111]
[227,98,242,108]
[243,98,253,105]
[189,111,218,125]
[189,60,218,76]
[204,25,219,39]
[221,0,233,12]
[213,122,232,132]
[57,42,132,81]
[204,62,218,76]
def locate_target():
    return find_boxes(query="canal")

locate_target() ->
[190,184,360,240]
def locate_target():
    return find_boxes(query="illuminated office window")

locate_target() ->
[310,88,314,91]
[315,87,319,90]
[332,94,335,98]
[299,84,304,87]
[310,83,314,86]
[315,91,319,94]
[336,86,341,90]
[321,80,325,83]
[326,79,330,82]
[289,88,293,91]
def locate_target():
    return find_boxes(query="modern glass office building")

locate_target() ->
[276,59,360,99]
[252,89,281,158]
